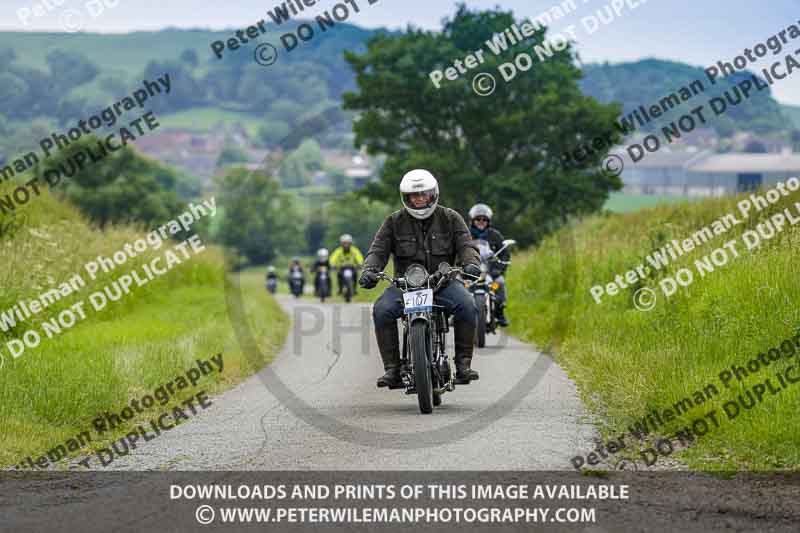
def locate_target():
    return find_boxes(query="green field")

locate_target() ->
[0,187,289,468]
[603,192,700,213]
[508,190,800,470]
[159,107,265,137]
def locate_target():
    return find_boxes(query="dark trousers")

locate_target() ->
[373,280,477,365]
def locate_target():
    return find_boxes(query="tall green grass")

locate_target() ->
[0,185,289,468]
[507,188,800,470]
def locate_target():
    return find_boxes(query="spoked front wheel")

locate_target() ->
[410,321,433,414]
[475,295,487,348]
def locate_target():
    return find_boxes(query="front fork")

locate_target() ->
[400,313,454,393]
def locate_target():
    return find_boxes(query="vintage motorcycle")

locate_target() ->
[266,276,278,295]
[376,262,470,414]
[289,268,304,298]
[339,265,358,303]
[466,239,515,348]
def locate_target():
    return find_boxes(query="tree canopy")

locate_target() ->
[342,4,624,245]
[32,136,184,228]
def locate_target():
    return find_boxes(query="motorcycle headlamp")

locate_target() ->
[404,264,428,288]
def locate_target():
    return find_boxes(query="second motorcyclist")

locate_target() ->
[468,203,511,327]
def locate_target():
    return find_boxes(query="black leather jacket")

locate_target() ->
[363,206,480,275]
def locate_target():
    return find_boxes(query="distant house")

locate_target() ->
[321,150,377,190]
[133,130,224,179]
[687,153,800,194]
[618,150,800,196]
[617,150,709,196]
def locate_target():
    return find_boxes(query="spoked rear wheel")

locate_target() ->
[410,321,433,414]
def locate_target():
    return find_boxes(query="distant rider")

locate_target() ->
[266,266,278,285]
[468,203,510,327]
[359,169,482,388]
[330,234,364,295]
[288,257,305,292]
[313,248,331,296]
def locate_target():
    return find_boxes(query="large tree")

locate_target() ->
[343,4,623,245]
[215,167,302,265]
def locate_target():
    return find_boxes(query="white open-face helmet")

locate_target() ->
[340,234,353,245]
[267,266,276,273]
[317,248,329,260]
[468,203,493,222]
[399,169,439,220]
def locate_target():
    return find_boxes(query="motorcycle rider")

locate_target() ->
[313,248,332,297]
[330,234,364,295]
[359,169,482,388]
[265,266,278,289]
[468,203,511,327]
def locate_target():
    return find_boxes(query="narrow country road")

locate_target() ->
[91,294,599,470]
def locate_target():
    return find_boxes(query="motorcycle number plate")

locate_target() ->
[404,289,433,314]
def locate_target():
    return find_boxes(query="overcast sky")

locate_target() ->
[3,0,800,104]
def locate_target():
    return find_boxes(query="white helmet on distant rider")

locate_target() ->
[399,169,439,220]
[317,248,329,261]
[468,203,493,223]
[340,234,353,245]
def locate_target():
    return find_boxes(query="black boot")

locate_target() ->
[496,303,509,327]
[454,319,479,384]
[375,323,403,388]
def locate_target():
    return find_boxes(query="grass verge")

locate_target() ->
[507,188,800,471]
[0,187,289,469]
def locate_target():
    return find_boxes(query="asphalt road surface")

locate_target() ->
[91,294,599,470]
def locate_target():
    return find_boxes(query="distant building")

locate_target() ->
[618,150,800,196]
[133,130,224,180]
[321,149,377,190]
[688,153,800,194]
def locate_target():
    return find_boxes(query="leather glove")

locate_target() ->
[464,263,482,279]
[359,270,379,289]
